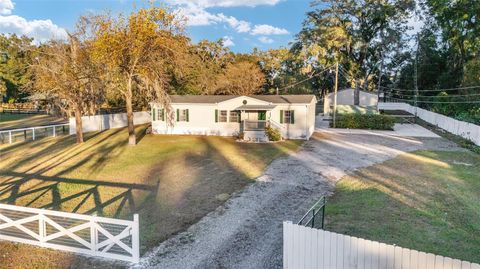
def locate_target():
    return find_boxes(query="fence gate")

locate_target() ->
[0,203,139,263]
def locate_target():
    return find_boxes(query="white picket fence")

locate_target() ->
[283,222,480,269]
[378,102,480,146]
[0,123,70,144]
[0,203,140,263]
[69,112,151,134]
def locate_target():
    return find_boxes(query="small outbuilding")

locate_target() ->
[323,88,378,115]
[150,95,317,140]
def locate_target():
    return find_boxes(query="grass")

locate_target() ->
[416,117,480,154]
[0,113,66,130]
[0,126,302,268]
[325,150,480,264]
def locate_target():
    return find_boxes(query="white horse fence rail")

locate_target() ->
[0,203,140,263]
[0,123,70,144]
[283,222,480,269]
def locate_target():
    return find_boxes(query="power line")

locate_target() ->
[385,97,480,104]
[383,92,480,98]
[277,64,336,92]
[380,85,480,93]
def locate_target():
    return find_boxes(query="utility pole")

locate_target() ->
[377,30,385,112]
[414,33,420,121]
[333,62,339,128]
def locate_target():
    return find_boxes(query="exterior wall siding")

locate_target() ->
[151,96,316,140]
[324,89,378,115]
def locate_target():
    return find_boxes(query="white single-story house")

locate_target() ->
[323,88,378,115]
[150,95,317,140]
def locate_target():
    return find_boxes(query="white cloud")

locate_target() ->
[174,0,288,39]
[0,0,13,15]
[222,35,235,47]
[168,0,281,8]
[177,5,220,26]
[0,0,67,43]
[258,36,274,44]
[178,5,287,37]
[251,24,288,35]
[217,13,251,33]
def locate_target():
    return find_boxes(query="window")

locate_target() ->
[157,109,165,121]
[280,110,295,124]
[219,110,227,122]
[229,111,239,122]
[176,109,189,122]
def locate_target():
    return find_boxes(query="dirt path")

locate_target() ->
[136,129,460,269]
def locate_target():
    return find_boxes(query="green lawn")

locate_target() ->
[0,113,66,130]
[325,150,480,264]
[0,126,302,268]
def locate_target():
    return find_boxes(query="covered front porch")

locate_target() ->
[237,105,276,131]
[236,105,277,142]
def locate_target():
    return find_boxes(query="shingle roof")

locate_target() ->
[169,95,237,104]
[167,95,316,104]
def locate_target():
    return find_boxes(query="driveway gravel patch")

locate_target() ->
[137,129,460,269]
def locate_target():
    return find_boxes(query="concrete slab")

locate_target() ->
[316,121,440,138]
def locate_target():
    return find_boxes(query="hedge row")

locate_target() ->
[332,114,395,130]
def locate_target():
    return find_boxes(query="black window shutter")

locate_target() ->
[176,109,179,122]
[215,109,218,122]
[291,110,295,124]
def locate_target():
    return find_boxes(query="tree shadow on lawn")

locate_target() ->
[0,127,158,219]
[325,151,480,264]
[0,171,159,219]
[0,127,301,267]
[134,135,301,251]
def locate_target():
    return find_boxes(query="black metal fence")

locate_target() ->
[297,196,326,229]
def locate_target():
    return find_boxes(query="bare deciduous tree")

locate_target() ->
[30,23,104,143]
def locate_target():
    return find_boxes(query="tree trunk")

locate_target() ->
[74,104,84,143]
[126,78,136,145]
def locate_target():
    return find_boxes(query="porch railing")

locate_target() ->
[243,120,267,131]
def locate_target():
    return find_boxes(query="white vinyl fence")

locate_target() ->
[379,102,480,146]
[284,222,480,269]
[0,123,70,144]
[0,203,140,263]
[69,112,151,134]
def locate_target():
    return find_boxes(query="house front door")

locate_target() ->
[258,111,266,120]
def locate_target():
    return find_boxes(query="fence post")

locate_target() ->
[311,209,315,228]
[53,126,56,137]
[132,214,140,263]
[321,197,326,229]
[32,128,35,140]
[90,218,97,255]
[38,213,45,246]
[8,131,12,144]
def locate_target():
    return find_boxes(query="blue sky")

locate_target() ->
[0,0,313,52]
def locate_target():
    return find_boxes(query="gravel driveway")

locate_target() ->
[136,127,459,269]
